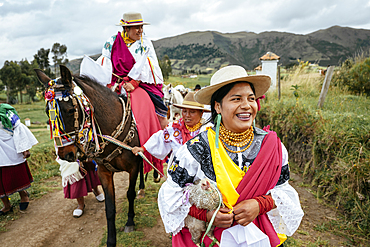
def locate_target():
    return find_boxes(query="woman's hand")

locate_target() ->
[132,146,144,156]
[22,150,31,159]
[233,199,260,226]
[123,82,135,92]
[207,207,234,228]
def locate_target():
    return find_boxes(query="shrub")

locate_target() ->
[333,57,370,96]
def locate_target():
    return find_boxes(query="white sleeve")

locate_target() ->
[143,130,172,160]
[266,143,304,236]
[12,122,38,153]
[157,144,205,235]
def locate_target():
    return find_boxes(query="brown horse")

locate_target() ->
[35,65,145,247]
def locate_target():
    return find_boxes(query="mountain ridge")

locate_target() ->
[68,25,370,75]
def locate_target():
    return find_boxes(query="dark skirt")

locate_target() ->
[63,161,101,199]
[140,85,168,118]
[0,161,33,198]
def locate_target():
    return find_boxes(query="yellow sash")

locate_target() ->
[208,129,245,209]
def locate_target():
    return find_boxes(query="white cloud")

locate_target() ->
[0,0,370,66]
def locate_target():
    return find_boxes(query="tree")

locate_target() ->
[33,48,50,70]
[34,48,55,78]
[51,43,69,76]
[19,59,40,102]
[0,61,22,103]
[159,55,172,80]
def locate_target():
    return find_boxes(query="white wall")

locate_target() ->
[261,60,279,90]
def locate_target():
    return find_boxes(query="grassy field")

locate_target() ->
[164,74,212,90]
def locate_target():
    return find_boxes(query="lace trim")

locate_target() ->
[267,188,304,236]
[158,197,190,235]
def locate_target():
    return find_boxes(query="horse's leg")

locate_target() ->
[153,169,160,183]
[125,167,139,233]
[137,161,145,199]
[98,165,116,247]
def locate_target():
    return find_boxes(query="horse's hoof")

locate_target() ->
[137,189,145,199]
[124,225,134,233]
[153,177,161,183]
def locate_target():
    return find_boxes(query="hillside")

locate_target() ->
[67,26,370,75]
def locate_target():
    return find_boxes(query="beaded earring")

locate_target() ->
[215,113,221,149]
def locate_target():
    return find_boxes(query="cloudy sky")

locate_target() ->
[1,0,370,67]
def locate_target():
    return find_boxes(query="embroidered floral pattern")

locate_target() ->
[168,158,195,188]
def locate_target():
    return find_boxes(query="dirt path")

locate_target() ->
[0,172,348,247]
[0,172,129,247]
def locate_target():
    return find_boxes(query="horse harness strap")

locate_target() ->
[94,94,137,172]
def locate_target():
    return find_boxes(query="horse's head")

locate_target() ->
[35,65,84,162]
[162,83,173,107]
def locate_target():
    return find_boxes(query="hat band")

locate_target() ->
[182,100,205,108]
[120,19,144,25]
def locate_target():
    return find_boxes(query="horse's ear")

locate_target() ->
[34,69,52,88]
[59,65,73,88]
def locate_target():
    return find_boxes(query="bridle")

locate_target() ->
[164,87,174,107]
[45,78,98,160]
[45,77,136,172]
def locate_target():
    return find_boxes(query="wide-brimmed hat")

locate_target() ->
[194,65,271,105]
[116,12,150,26]
[173,92,211,111]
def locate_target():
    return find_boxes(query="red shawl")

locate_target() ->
[172,131,282,247]
[171,118,193,144]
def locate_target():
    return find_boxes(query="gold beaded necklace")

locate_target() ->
[219,124,254,153]
[185,121,202,132]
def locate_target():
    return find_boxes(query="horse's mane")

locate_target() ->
[75,75,117,98]
[73,75,123,126]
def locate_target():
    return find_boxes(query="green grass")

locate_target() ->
[165,74,212,89]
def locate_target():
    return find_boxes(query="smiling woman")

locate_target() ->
[131,91,212,176]
[157,65,304,247]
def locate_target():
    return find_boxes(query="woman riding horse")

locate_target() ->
[158,65,304,247]
[97,11,166,179]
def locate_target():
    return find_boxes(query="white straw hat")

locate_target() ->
[173,92,211,111]
[194,65,271,105]
[116,12,150,26]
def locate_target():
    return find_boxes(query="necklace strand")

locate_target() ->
[185,121,202,132]
[219,124,254,153]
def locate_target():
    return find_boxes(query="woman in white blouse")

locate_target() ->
[157,66,304,247]
[0,104,38,215]
[132,91,212,174]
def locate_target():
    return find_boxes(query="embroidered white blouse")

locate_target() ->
[144,120,213,162]
[98,34,163,85]
[0,120,38,167]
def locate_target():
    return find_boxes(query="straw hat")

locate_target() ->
[173,92,211,111]
[194,65,271,105]
[116,12,150,26]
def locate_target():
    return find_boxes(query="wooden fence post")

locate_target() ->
[277,65,281,100]
[317,66,334,108]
